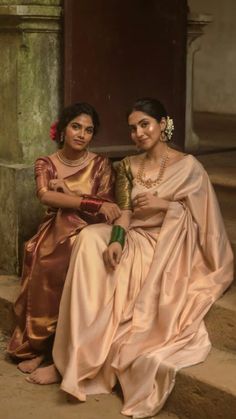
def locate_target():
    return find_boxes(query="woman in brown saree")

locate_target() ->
[31,98,233,417]
[7,102,120,374]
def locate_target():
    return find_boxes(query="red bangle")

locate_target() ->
[80,198,103,214]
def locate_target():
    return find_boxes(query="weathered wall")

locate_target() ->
[0,1,62,163]
[188,0,236,114]
[0,1,61,6]
[0,0,62,274]
[0,164,45,274]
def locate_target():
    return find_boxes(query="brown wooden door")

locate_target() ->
[64,0,187,156]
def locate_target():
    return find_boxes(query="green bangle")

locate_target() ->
[109,225,126,249]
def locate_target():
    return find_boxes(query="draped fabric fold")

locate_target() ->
[53,155,233,418]
[7,155,115,359]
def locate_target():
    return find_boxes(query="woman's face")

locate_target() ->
[128,111,166,151]
[63,113,94,152]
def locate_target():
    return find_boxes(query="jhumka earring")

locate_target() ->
[60,132,64,143]
[160,131,167,142]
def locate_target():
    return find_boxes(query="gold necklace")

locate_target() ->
[56,150,89,167]
[136,148,169,189]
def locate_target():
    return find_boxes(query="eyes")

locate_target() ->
[129,120,150,134]
[70,122,94,135]
[140,121,149,129]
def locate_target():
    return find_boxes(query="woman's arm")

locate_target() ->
[35,157,120,221]
[38,189,82,209]
[114,209,132,230]
[95,157,121,222]
[103,210,132,270]
[35,158,82,209]
[103,158,133,270]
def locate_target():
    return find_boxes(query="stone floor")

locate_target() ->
[0,333,179,419]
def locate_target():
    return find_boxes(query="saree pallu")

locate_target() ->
[7,154,115,359]
[53,155,233,418]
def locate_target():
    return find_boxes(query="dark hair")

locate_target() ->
[127,97,167,122]
[56,102,100,146]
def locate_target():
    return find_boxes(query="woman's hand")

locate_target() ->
[103,242,122,270]
[99,202,121,223]
[49,179,74,196]
[132,192,169,217]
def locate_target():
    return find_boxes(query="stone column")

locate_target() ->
[0,1,62,274]
[185,13,212,151]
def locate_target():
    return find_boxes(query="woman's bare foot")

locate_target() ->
[26,364,61,385]
[17,355,45,373]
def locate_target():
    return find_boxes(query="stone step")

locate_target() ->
[225,219,236,274]
[194,112,236,153]
[2,338,234,419]
[197,151,236,214]
[167,347,236,419]
[1,280,236,418]
[197,150,236,189]
[197,151,236,271]
[0,332,179,419]
[0,275,20,334]
[205,286,236,353]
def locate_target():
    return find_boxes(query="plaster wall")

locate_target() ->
[0,0,62,274]
[0,1,61,5]
[0,1,62,163]
[188,0,236,115]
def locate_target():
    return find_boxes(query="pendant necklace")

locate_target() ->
[136,148,169,189]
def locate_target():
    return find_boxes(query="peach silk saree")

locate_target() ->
[53,155,233,418]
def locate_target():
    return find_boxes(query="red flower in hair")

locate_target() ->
[49,120,58,141]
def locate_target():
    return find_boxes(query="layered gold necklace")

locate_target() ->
[56,150,89,167]
[136,148,169,188]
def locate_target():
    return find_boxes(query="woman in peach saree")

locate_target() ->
[42,98,232,417]
[7,102,120,374]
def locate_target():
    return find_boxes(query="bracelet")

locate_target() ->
[80,198,103,214]
[109,225,126,249]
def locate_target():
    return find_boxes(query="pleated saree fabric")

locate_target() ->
[8,154,115,360]
[53,155,233,418]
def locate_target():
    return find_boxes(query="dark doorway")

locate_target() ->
[64,0,187,156]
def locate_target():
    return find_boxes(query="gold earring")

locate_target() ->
[160,131,167,142]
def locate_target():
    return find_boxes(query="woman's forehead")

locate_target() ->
[70,113,94,126]
[128,111,153,125]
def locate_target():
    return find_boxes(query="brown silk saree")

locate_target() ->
[8,154,115,359]
[53,155,233,418]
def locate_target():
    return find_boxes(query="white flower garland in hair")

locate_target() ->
[165,116,174,140]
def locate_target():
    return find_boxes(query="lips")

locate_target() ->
[73,139,85,145]
[138,138,149,144]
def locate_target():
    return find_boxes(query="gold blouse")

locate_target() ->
[115,157,133,210]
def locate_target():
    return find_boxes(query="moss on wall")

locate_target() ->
[0,0,62,274]
[0,1,62,5]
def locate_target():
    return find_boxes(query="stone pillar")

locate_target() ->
[0,1,62,274]
[185,13,212,151]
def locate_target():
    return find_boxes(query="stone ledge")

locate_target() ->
[197,151,236,189]
[0,340,180,419]
[0,4,62,32]
[0,276,20,334]
[0,5,61,17]
[205,286,236,352]
[168,348,236,419]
